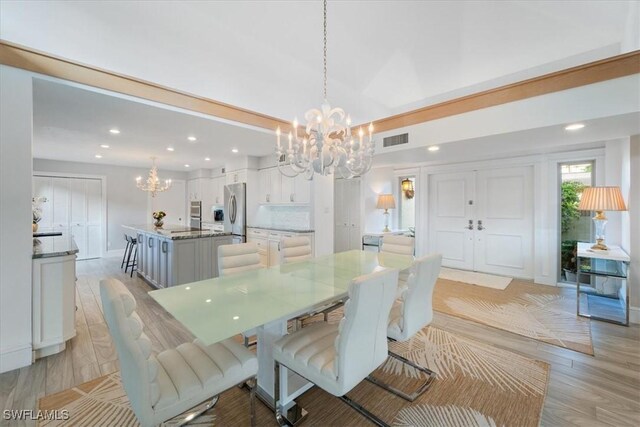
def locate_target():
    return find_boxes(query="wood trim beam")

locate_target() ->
[1,40,638,135]
[364,50,640,134]
[0,40,290,132]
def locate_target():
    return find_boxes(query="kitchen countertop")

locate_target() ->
[247,226,315,234]
[33,234,79,259]
[123,224,231,240]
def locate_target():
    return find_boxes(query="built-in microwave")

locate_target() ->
[213,208,224,222]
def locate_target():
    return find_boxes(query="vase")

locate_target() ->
[33,223,38,233]
[154,220,164,228]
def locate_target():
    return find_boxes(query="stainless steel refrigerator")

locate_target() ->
[223,182,246,243]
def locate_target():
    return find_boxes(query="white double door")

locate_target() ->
[428,166,533,278]
[33,176,103,260]
[334,178,362,252]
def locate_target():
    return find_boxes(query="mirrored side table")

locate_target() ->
[576,242,630,326]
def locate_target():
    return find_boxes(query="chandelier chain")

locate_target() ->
[323,0,327,99]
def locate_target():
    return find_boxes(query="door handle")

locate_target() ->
[290,193,294,202]
[477,220,484,231]
[162,241,168,253]
[148,238,153,248]
[466,220,474,230]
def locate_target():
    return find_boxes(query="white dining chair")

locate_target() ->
[100,278,258,427]
[280,236,312,264]
[380,235,415,255]
[273,268,400,426]
[217,242,262,276]
[381,235,415,298]
[368,253,442,402]
[218,242,263,346]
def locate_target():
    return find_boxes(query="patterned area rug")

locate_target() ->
[39,322,549,427]
[434,278,594,355]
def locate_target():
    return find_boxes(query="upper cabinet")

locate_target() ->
[211,176,225,205]
[257,167,310,205]
[226,169,247,185]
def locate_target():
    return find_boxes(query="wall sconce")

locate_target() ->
[401,178,415,199]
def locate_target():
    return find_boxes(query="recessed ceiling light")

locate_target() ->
[428,146,440,152]
[565,123,585,131]
[166,147,175,152]
[231,148,239,153]
[95,154,103,159]
[184,164,190,168]
[109,129,120,134]
[100,144,110,149]
[187,136,197,142]
[204,157,211,161]
[233,316,239,320]
[205,299,211,303]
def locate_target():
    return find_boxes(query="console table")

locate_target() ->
[576,242,630,326]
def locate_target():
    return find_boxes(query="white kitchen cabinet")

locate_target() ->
[257,167,311,205]
[268,237,280,267]
[226,169,248,185]
[211,176,226,206]
[200,178,214,217]
[246,228,269,266]
[32,253,77,359]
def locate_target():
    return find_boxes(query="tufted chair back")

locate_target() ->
[100,278,158,426]
[335,268,399,393]
[391,254,442,341]
[280,236,313,264]
[218,242,262,276]
[380,235,415,256]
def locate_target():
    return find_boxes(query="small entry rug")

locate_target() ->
[434,278,594,355]
[439,268,512,290]
[39,325,549,427]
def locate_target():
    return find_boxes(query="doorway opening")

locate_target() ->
[399,176,415,236]
[559,161,594,284]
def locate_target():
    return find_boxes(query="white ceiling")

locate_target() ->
[2,1,638,125]
[372,112,640,167]
[33,79,274,171]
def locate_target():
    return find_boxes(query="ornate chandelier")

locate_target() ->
[275,0,374,180]
[136,157,172,197]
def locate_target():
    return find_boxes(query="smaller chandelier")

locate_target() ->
[275,0,374,180]
[136,157,171,198]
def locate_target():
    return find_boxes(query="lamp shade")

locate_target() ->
[376,194,396,210]
[578,186,627,211]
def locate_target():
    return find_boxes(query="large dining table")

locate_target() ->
[149,250,413,422]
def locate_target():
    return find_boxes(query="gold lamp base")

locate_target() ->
[590,239,609,251]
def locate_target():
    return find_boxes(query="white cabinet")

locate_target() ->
[247,228,314,267]
[33,176,103,260]
[227,169,248,185]
[334,178,361,252]
[32,253,77,359]
[257,167,311,205]
[211,176,226,206]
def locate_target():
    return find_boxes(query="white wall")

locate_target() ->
[362,167,398,232]
[629,135,640,322]
[33,159,188,252]
[0,65,34,373]
[604,139,631,247]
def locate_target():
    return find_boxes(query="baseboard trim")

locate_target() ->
[630,306,640,324]
[105,248,126,258]
[0,344,32,374]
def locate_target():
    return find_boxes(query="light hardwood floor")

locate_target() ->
[1,257,639,426]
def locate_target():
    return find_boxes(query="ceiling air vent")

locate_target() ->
[383,133,409,148]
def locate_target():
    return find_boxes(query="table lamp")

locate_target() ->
[376,194,396,232]
[578,186,627,250]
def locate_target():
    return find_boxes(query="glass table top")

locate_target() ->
[149,250,413,345]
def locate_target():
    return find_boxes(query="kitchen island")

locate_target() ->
[32,233,79,359]
[123,225,232,289]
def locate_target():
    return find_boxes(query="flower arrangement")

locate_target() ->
[32,197,48,232]
[152,211,166,228]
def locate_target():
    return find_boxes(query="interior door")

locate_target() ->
[428,171,475,270]
[149,179,186,225]
[51,177,70,234]
[33,176,54,230]
[474,166,534,278]
[85,179,103,258]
